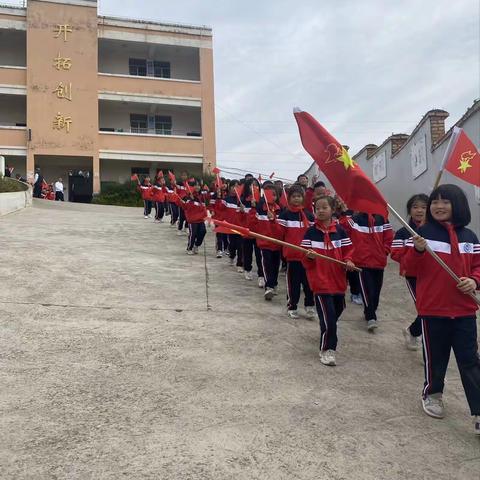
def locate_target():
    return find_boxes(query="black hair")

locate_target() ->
[406,193,429,215]
[314,181,326,189]
[314,195,336,210]
[244,173,254,179]
[297,174,308,181]
[229,179,240,188]
[427,184,471,227]
[242,177,260,200]
[287,184,305,199]
[262,180,274,188]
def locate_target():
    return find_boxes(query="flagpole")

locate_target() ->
[432,127,460,190]
[387,203,480,306]
[212,219,361,272]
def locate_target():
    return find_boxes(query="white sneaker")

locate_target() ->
[305,306,316,320]
[367,320,378,332]
[244,271,253,281]
[177,230,183,236]
[264,288,274,301]
[216,250,223,258]
[319,350,336,366]
[403,327,419,351]
[351,294,363,305]
[186,249,194,256]
[474,416,480,436]
[237,267,244,273]
[287,309,299,319]
[193,246,199,255]
[422,394,445,419]
[147,214,152,218]
[272,287,279,296]
[144,215,149,219]
[258,277,265,288]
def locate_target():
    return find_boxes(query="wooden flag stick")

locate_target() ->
[213,219,361,272]
[387,203,480,306]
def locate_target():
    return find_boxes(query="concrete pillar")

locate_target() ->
[0,156,5,178]
[27,150,35,183]
[93,154,100,194]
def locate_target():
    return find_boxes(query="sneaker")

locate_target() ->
[229,258,235,266]
[186,249,194,256]
[159,219,164,223]
[287,309,299,319]
[237,267,244,273]
[193,246,199,255]
[422,394,445,419]
[403,327,419,351]
[264,288,274,301]
[272,287,279,296]
[305,306,316,320]
[182,230,188,236]
[147,214,152,218]
[144,215,149,219]
[216,250,223,258]
[351,294,363,305]
[177,230,184,236]
[474,416,480,436]
[170,223,177,228]
[367,319,378,332]
[258,277,265,288]
[319,350,336,366]
[244,271,253,281]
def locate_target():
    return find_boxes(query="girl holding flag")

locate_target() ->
[138,176,153,219]
[406,184,480,435]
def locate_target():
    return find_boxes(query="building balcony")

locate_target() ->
[0,126,27,149]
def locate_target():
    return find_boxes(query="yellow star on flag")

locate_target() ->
[337,147,356,170]
[458,150,475,174]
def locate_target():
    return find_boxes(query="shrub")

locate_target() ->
[92,181,143,207]
[0,177,28,193]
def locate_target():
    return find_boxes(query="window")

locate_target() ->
[153,61,171,78]
[129,58,147,76]
[131,167,150,176]
[155,115,172,135]
[130,114,148,134]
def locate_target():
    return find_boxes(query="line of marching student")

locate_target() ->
[135,171,480,436]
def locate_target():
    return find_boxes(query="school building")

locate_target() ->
[305,100,480,234]
[0,0,216,200]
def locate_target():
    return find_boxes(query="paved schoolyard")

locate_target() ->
[1,200,479,479]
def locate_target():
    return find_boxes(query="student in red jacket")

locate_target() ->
[181,181,208,255]
[152,177,166,223]
[343,211,394,332]
[406,184,480,435]
[301,196,356,366]
[138,177,153,219]
[390,193,428,350]
[176,171,189,236]
[272,185,315,319]
[248,184,281,301]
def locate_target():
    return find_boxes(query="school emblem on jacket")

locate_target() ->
[463,243,473,253]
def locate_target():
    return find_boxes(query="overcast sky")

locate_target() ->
[6,0,480,180]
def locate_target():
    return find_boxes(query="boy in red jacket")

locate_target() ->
[181,181,208,255]
[301,196,356,366]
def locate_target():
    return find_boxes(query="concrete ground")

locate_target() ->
[1,200,479,480]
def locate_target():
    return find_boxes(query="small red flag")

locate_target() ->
[131,174,138,181]
[168,171,176,184]
[443,127,480,187]
[212,167,221,174]
[156,170,164,178]
[294,108,388,218]
[234,184,244,203]
[252,184,261,203]
[280,187,289,208]
[264,188,276,205]
[269,172,275,179]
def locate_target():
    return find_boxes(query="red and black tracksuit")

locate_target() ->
[273,207,315,311]
[391,220,422,337]
[176,184,189,231]
[301,221,354,351]
[238,199,263,277]
[151,184,166,221]
[216,195,244,266]
[183,196,208,251]
[138,184,153,216]
[404,221,480,414]
[342,213,394,322]
[248,200,281,289]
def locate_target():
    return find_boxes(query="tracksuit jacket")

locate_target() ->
[182,196,208,224]
[247,199,281,251]
[390,220,421,277]
[300,221,354,294]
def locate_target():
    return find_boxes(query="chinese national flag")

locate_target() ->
[294,108,389,218]
[168,171,176,185]
[443,127,480,187]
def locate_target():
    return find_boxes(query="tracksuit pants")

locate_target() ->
[260,249,281,289]
[347,271,361,296]
[421,316,480,415]
[143,200,152,216]
[243,238,264,277]
[216,233,229,252]
[286,261,314,311]
[178,208,188,231]
[228,234,243,267]
[405,276,422,337]
[155,202,165,221]
[170,203,179,224]
[358,268,384,321]
[187,222,207,250]
[315,294,346,351]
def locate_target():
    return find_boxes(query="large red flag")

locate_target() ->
[294,108,388,218]
[443,127,480,187]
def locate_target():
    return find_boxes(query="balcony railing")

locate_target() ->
[100,127,201,137]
